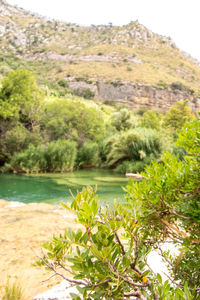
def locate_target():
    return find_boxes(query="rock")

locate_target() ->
[126,173,146,180]
[32,281,80,300]
[65,79,199,112]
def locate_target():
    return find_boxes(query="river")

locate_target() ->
[0,169,128,205]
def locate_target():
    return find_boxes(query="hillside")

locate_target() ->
[0,0,200,111]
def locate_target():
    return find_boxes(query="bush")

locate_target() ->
[57,79,68,88]
[115,156,154,174]
[7,140,77,173]
[106,128,164,167]
[4,125,30,156]
[80,88,95,99]
[140,109,161,130]
[136,107,148,116]
[41,99,105,142]
[110,108,132,131]
[164,100,193,132]
[77,141,100,168]
[171,81,186,91]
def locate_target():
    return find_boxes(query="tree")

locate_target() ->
[164,100,193,132]
[140,110,161,130]
[111,108,132,131]
[0,69,44,128]
[40,98,105,143]
[37,118,199,299]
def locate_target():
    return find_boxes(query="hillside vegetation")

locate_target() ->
[1,0,200,96]
[0,68,194,174]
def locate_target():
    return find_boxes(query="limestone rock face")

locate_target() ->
[66,79,200,112]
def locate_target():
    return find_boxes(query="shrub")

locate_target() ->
[4,125,30,156]
[7,140,77,173]
[57,79,68,88]
[110,108,132,131]
[170,81,186,91]
[136,107,148,116]
[164,100,193,132]
[140,109,161,130]
[80,88,95,99]
[40,99,105,142]
[106,128,163,167]
[77,141,100,168]
[125,118,200,290]
[156,80,169,89]
[115,156,154,174]
[126,66,132,71]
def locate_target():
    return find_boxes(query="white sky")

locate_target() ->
[6,0,200,61]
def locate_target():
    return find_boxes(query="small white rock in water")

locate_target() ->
[126,173,145,180]
[32,281,80,300]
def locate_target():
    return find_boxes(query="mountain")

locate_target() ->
[0,0,200,112]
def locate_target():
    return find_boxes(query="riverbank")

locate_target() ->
[0,199,80,299]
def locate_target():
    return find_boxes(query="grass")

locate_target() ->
[1,279,25,300]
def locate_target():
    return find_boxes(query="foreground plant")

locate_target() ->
[1,279,24,300]
[37,119,199,299]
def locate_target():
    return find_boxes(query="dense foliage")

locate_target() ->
[0,69,195,174]
[37,119,199,299]
[3,139,77,173]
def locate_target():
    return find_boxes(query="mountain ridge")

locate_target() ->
[0,0,200,111]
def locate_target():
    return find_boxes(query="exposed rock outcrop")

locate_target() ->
[66,79,200,112]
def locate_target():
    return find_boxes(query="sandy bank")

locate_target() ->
[0,199,78,299]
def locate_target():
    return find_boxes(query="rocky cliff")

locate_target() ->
[66,79,199,112]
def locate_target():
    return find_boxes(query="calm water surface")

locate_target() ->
[0,169,128,205]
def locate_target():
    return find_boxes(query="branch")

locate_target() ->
[169,210,191,220]
[115,232,125,255]
[91,279,111,288]
[130,233,139,269]
[120,276,148,288]
[40,273,57,283]
[124,289,145,299]
[160,218,188,238]
[57,262,74,275]
[33,248,88,286]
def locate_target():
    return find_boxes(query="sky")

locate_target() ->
[6,0,200,61]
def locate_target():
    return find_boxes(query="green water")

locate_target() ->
[0,169,128,205]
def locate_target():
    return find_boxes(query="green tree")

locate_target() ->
[140,109,161,130]
[164,100,193,132]
[0,69,44,128]
[40,99,105,143]
[126,118,200,290]
[111,108,132,131]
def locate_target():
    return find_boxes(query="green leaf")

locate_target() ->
[157,273,162,284]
